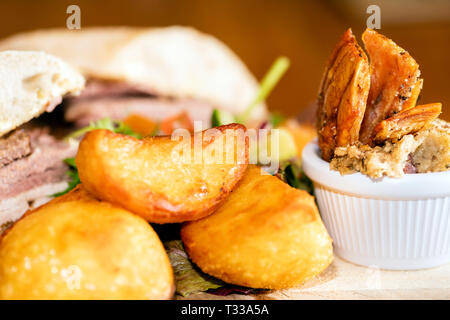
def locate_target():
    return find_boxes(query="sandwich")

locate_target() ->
[0,26,267,129]
[0,51,84,232]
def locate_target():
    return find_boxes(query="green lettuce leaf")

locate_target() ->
[277,159,314,195]
[66,117,142,140]
[164,240,224,297]
[268,111,285,128]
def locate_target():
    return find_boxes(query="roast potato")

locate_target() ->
[76,124,248,223]
[0,186,174,300]
[181,165,333,289]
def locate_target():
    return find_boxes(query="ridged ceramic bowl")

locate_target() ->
[302,141,450,270]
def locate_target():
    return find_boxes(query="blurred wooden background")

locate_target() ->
[0,0,449,120]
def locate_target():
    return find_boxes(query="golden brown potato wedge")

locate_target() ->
[360,28,421,143]
[0,186,174,300]
[76,124,249,223]
[317,29,370,161]
[181,165,333,290]
[373,103,442,143]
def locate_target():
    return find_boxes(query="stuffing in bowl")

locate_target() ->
[302,28,450,270]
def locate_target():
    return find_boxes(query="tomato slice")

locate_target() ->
[160,111,194,135]
[123,114,158,136]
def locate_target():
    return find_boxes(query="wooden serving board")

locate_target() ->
[180,255,450,300]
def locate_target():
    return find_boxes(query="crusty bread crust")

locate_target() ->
[0,27,267,125]
[0,51,85,136]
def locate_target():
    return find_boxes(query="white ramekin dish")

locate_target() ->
[302,141,450,270]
